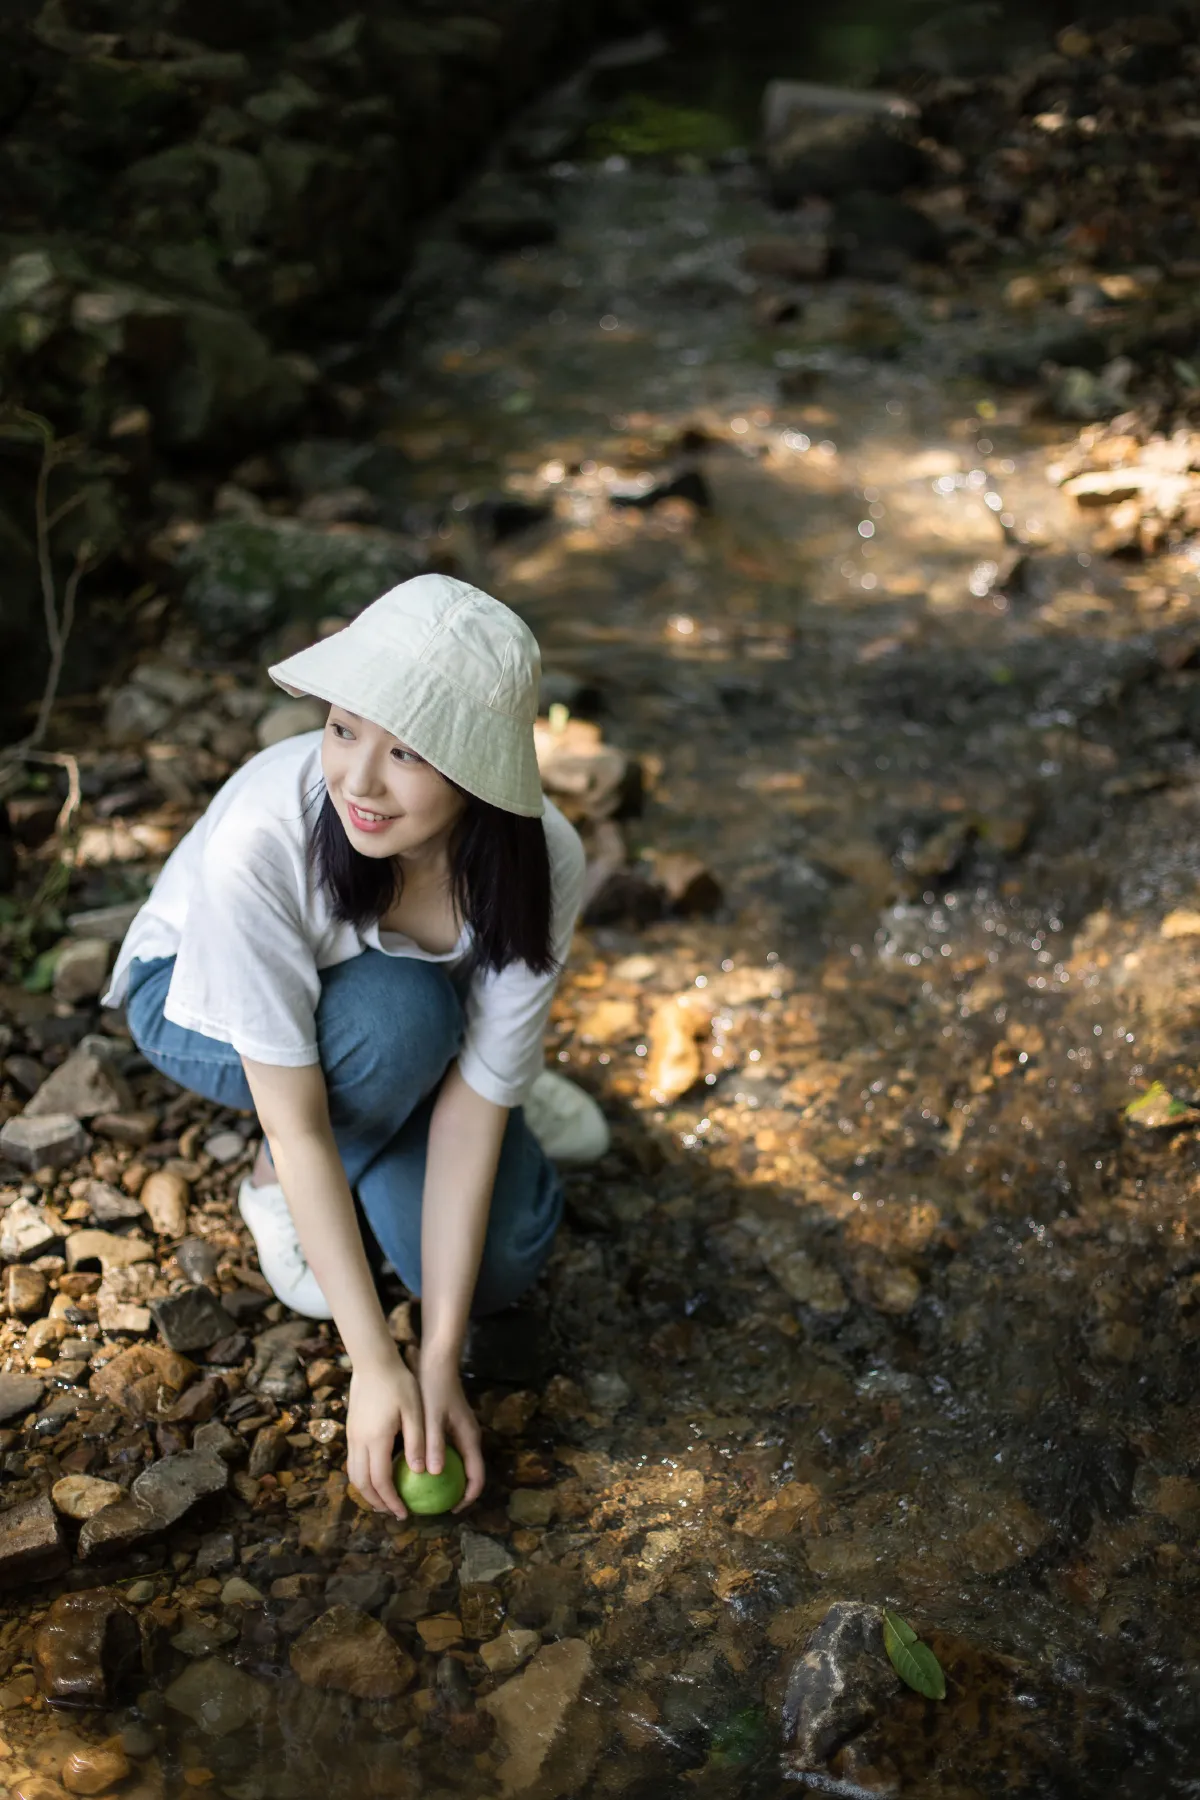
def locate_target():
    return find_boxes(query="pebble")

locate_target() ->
[583,1369,631,1410]
[65,1228,154,1275]
[149,1286,238,1353]
[165,1657,268,1737]
[4,1263,48,1318]
[51,1475,122,1521]
[61,1744,130,1795]
[52,939,111,1007]
[308,1418,343,1445]
[33,1591,140,1708]
[220,1577,263,1606]
[138,1171,190,1238]
[175,1237,219,1284]
[479,1627,541,1677]
[124,1581,156,1603]
[0,1369,45,1425]
[0,1490,65,1583]
[507,1489,556,1527]
[24,1037,131,1121]
[459,1529,516,1586]
[0,1197,63,1260]
[82,1179,145,1225]
[203,1130,245,1165]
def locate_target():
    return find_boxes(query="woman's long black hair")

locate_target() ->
[307,784,556,977]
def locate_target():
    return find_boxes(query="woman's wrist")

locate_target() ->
[419,1324,465,1371]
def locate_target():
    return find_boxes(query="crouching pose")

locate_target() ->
[104,575,607,1516]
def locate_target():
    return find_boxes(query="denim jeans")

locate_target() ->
[125,950,563,1315]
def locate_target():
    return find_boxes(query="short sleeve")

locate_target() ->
[456,805,586,1107]
[163,818,322,1067]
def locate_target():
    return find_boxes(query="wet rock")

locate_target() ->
[79,1449,228,1557]
[645,851,723,916]
[66,1229,154,1275]
[479,1628,540,1678]
[249,1319,310,1402]
[459,1529,516,1587]
[25,1037,132,1120]
[33,1590,141,1708]
[221,1576,263,1607]
[781,1601,901,1774]
[163,1373,227,1426]
[0,1370,45,1423]
[61,1744,130,1795]
[193,1421,241,1464]
[763,82,924,207]
[164,1656,268,1737]
[51,1475,122,1520]
[457,184,557,254]
[83,1179,145,1226]
[149,1286,237,1353]
[324,1570,392,1613]
[0,1490,68,1583]
[175,1237,219,1284]
[1,1199,64,1262]
[643,995,708,1104]
[89,1343,197,1420]
[417,1614,464,1653]
[4,1262,48,1317]
[52,940,111,1006]
[737,1214,849,1316]
[0,1115,87,1172]
[481,1638,595,1796]
[508,1489,555,1528]
[196,1530,236,1577]
[138,1171,190,1238]
[743,233,830,281]
[583,1370,632,1410]
[289,1605,417,1699]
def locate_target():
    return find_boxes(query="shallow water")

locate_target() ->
[147,18,1200,1799]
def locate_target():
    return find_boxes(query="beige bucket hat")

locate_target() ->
[268,574,544,817]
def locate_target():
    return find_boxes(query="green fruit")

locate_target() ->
[393,1446,466,1515]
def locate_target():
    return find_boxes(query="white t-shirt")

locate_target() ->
[103,732,585,1109]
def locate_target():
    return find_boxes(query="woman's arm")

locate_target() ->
[418,1064,509,1507]
[240,1057,424,1518]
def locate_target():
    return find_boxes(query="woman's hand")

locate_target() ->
[346,1353,426,1517]
[418,1346,485,1511]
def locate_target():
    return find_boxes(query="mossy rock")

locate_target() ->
[587,95,741,161]
[179,518,420,645]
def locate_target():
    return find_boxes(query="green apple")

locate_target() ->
[393,1446,467,1515]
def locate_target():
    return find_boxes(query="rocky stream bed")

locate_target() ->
[3,4,1200,1797]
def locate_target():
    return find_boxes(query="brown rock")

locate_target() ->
[61,1744,130,1795]
[138,1171,190,1238]
[78,1450,228,1558]
[416,1614,464,1654]
[481,1639,595,1796]
[643,995,709,1104]
[4,1262,48,1318]
[66,1229,154,1275]
[0,1491,69,1584]
[290,1605,417,1699]
[460,1583,504,1641]
[89,1343,197,1420]
[51,1475,122,1521]
[646,850,723,916]
[479,1628,541,1677]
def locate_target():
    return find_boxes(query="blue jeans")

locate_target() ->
[125,951,562,1315]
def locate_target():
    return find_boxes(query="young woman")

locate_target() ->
[103,574,608,1519]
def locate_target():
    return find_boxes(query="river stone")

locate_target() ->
[51,1474,122,1520]
[0,1198,65,1261]
[460,1529,516,1587]
[89,1343,197,1419]
[84,1179,145,1225]
[323,1569,392,1613]
[781,1600,902,1773]
[149,1286,238,1353]
[66,1228,154,1274]
[290,1606,416,1699]
[61,1743,131,1794]
[175,1237,219,1284]
[0,1490,68,1584]
[249,1319,310,1402]
[479,1628,540,1678]
[33,1590,141,1707]
[0,1114,88,1170]
[24,1037,132,1120]
[52,938,111,1005]
[139,1170,189,1237]
[4,1262,48,1317]
[196,1530,236,1576]
[481,1638,595,1795]
[0,1370,45,1422]
[65,902,142,943]
[79,1450,228,1557]
[165,1656,269,1736]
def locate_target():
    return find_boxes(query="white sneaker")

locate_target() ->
[237,1178,333,1320]
[524,1070,611,1164]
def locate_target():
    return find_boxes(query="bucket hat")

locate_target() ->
[268,574,544,817]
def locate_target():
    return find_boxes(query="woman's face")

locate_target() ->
[321,706,466,861]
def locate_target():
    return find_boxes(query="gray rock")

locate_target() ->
[781,1600,902,1773]
[0,1371,46,1423]
[324,1570,393,1613]
[249,1319,310,1402]
[150,1286,238,1353]
[79,1450,228,1557]
[195,1530,237,1577]
[53,938,111,1005]
[66,901,143,943]
[459,1529,515,1587]
[0,1196,65,1259]
[763,84,925,208]
[85,1179,146,1225]
[25,1036,132,1121]
[0,1113,88,1170]
[164,1656,268,1737]
[193,1421,242,1464]
[203,1130,245,1165]
[176,1237,220,1285]
[583,1370,632,1410]
[0,1490,69,1583]
[256,697,328,750]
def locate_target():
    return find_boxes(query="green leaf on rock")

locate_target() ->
[883,1609,946,1700]
[1124,1081,1195,1129]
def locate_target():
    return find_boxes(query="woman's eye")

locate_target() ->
[331,723,352,740]
[392,748,421,764]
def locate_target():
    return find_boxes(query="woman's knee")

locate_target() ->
[317,954,462,1112]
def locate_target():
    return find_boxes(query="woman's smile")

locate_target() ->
[346,800,399,834]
